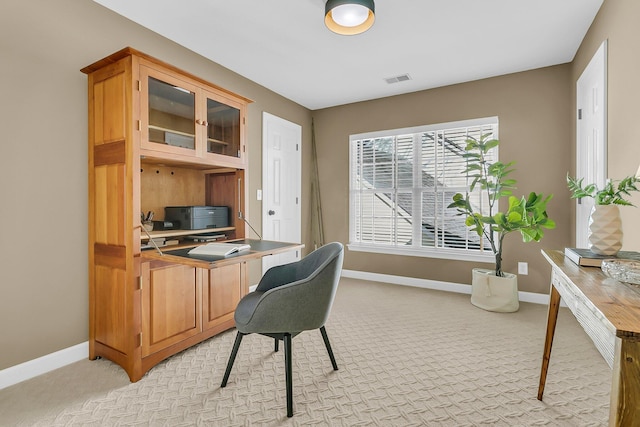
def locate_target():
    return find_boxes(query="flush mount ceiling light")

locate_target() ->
[325,0,375,35]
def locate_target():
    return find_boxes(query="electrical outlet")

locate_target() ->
[518,262,528,275]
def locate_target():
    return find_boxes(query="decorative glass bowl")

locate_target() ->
[601,259,640,285]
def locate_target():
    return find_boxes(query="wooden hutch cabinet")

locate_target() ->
[81,47,253,382]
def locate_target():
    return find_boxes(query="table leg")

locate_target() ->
[538,284,561,400]
[610,337,640,426]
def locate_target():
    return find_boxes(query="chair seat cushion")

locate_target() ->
[234,291,265,330]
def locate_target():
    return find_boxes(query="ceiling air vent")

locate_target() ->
[384,74,412,84]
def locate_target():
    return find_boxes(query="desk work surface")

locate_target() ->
[143,239,304,268]
[542,249,640,338]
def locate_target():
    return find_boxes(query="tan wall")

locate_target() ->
[2,0,635,372]
[571,0,640,249]
[0,0,312,370]
[313,65,573,294]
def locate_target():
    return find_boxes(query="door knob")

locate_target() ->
[268,210,275,215]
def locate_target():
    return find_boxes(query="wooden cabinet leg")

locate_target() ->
[538,284,561,400]
[610,337,640,426]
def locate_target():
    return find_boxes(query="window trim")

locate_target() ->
[350,117,498,142]
[348,116,499,262]
[347,242,494,263]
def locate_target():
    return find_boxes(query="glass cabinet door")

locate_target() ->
[205,96,241,159]
[148,76,196,150]
[141,65,198,156]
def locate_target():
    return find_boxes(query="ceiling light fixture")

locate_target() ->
[325,0,375,36]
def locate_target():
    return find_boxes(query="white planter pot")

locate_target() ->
[588,204,623,256]
[471,268,519,313]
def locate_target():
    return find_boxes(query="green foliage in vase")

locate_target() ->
[448,134,556,277]
[567,174,640,206]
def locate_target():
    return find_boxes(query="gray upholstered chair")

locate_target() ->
[220,242,344,417]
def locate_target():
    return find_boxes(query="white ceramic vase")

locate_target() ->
[470,268,519,313]
[588,204,623,256]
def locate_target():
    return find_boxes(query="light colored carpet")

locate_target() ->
[0,278,611,426]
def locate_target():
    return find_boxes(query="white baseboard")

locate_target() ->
[0,271,552,390]
[341,269,552,305]
[0,341,88,390]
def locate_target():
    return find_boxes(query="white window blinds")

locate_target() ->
[349,117,498,259]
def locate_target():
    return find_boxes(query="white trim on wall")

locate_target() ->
[0,271,555,390]
[0,342,88,390]
[341,269,553,305]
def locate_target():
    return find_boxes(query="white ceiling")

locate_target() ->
[92,0,603,110]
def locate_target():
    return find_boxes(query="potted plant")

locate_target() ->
[448,134,555,312]
[567,174,639,255]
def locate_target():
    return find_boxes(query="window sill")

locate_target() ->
[347,243,494,263]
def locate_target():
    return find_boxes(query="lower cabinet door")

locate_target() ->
[203,263,244,330]
[141,262,201,357]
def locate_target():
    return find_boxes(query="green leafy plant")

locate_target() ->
[448,134,556,277]
[566,174,640,206]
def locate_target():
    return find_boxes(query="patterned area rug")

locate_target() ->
[1,278,610,426]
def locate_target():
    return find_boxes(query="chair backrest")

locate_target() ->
[239,242,344,334]
[292,242,344,283]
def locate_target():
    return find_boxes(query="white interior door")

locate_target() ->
[576,40,607,248]
[262,112,302,273]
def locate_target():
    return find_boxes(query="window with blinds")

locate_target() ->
[349,117,498,261]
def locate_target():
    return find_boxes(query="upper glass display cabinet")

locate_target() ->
[139,64,247,167]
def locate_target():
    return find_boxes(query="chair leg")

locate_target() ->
[221,332,244,387]
[284,333,293,417]
[320,326,338,371]
[275,337,279,352]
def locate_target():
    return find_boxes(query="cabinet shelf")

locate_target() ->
[141,226,235,240]
[148,124,195,139]
[207,137,229,146]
